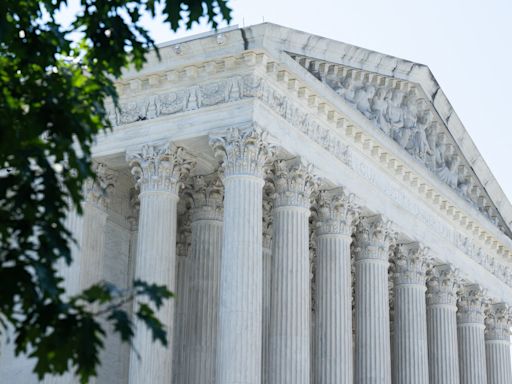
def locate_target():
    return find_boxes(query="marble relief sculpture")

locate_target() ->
[315,64,489,219]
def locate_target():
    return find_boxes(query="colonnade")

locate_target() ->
[79,126,511,384]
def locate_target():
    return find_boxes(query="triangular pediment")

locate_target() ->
[285,52,510,238]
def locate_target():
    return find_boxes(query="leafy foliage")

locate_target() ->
[0,0,231,382]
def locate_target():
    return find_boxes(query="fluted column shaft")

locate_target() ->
[392,243,429,384]
[426,265,460,384]
[218,176,262,384]
[354,215,393,384]
[79,163,116,290]
[210,127,272,384]
[127,143,194,384]
[485,303,512,384]
[79,203,108,289]
[314,189,356,384]
[262,194,273,384]
[42,210,85,384]
[268,159,315,384]
[457,285,487,384]
[185,175,223,384]
[172,210,191,384]
[60,207,84,296]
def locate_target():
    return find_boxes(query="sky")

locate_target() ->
[133,0,512,204]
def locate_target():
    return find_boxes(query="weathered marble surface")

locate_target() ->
[3,23,512,384]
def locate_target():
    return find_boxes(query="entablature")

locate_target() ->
[101,46,512,295]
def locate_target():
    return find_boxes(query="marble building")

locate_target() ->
[1,23,512,384]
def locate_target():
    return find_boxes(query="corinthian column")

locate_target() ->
[457,284,488,384]
[127,142,194,384]
[209,126,273,384]
[426,265,460,384]
[79,162,117,290]
[268,159,316,384]
[485,303,512,384]
[354,215,394,384]
[314,189,357,384]
[184,174,224,383]
[392,243,430,384]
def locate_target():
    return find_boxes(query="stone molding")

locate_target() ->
[485,303,511,342]
[84,162,117,210]
[271,158,318,209]
[109,52,509,241]
[108,54,512,290]
[185,173,224,222]
[457,284,487,325]
[354,215,395,262]
[108,62,508,250]
[209,125,275,179]
[393,242,430,286]
[426,264,460,306]
[127,142,195,194]
[315,188,359,236]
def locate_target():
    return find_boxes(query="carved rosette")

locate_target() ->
[485,303,511,341]
[316,188,359,237]
[272,158,318,208]
[393,242,430,286]
[84,162,117,210]
[354,215,395,261]
[186,173,224,222]
[457,285,487,324]
[209,125,275,179]
[426,265,460,306]
[127,142,195,195]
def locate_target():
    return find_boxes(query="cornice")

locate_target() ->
[115,23,512,237]
[107,50,512,290]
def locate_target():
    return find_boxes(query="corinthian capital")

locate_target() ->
[209,125,275,178]
[457,284,488,324]
[127,142,195,194]
[185,172,224,222]
[272,158,318,208]
[84,162,117,210]
[426,264,460,306]
[316,188,359,236]
[393,242,430,286]
[485,303,511,341]
[354,215,395,261]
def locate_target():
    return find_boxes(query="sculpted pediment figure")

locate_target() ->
[291,53,510,237]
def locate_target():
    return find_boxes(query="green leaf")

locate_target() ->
[135,303,167,346]
[0,0,231,380]
[134,279,173,309]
